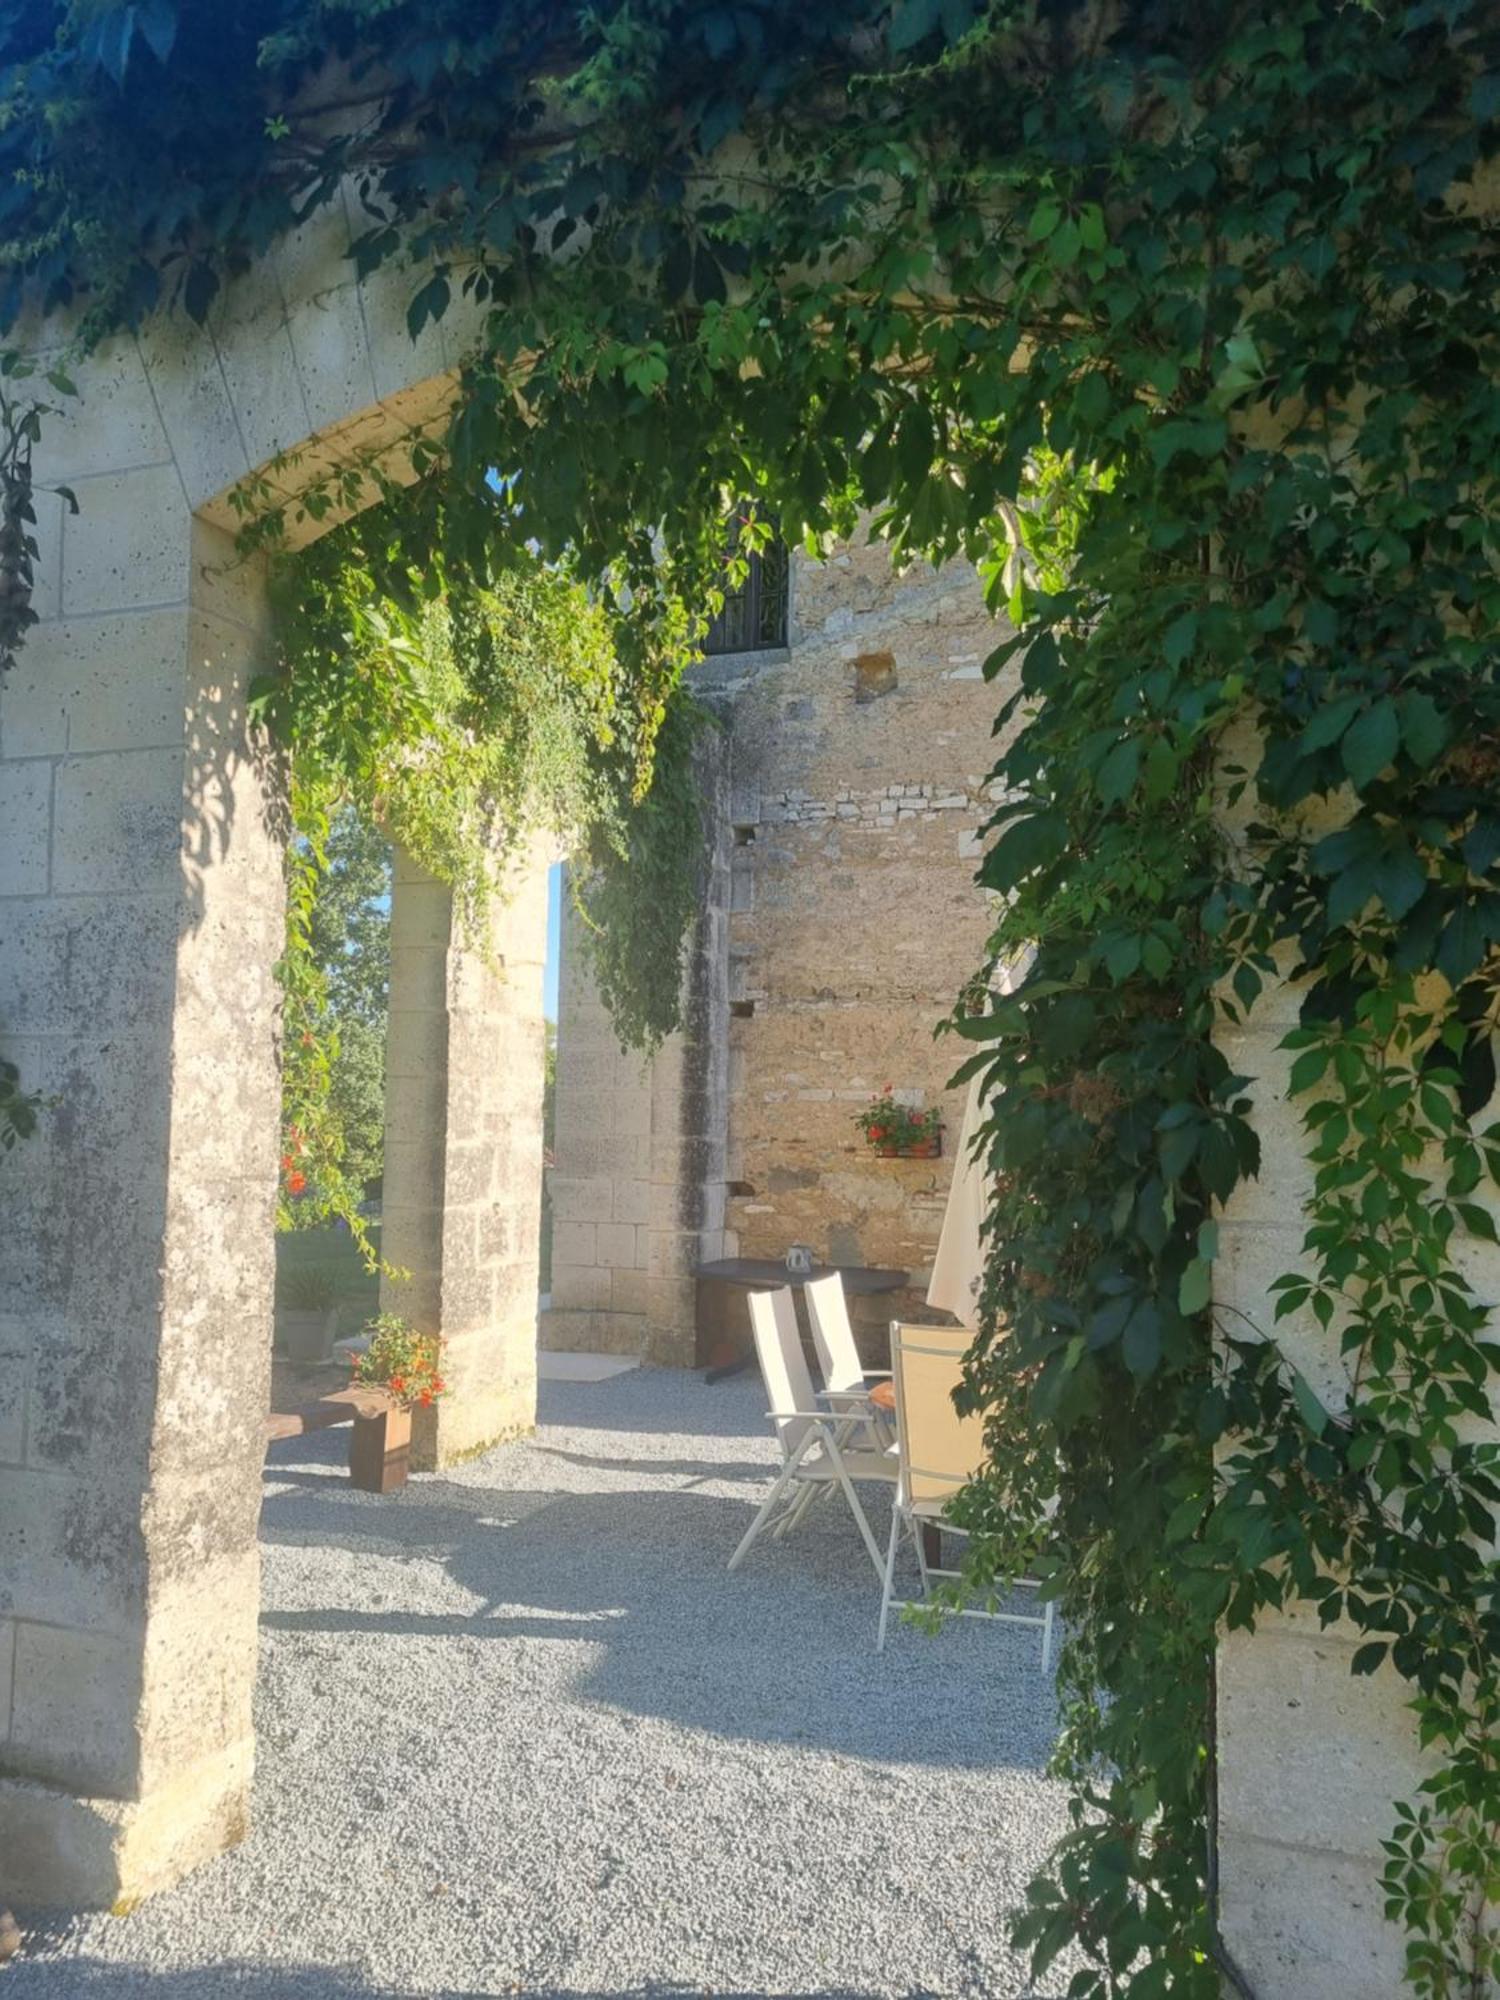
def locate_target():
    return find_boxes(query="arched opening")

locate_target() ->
[0,231,1015,1926]
[0,197,563,1899]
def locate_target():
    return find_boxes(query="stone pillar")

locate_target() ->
[543,730,731,1364]
[1210,745,1458,1993]
[379,847,548,1466]
[0,511,284,1908]
[641,734,733,1361]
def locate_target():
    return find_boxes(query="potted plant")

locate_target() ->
[345,1314,448,1494]
[277,1268,338,1364]
[855,1086,943,1160]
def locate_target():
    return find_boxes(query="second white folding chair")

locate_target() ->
[728,1286,896,1581]
[804,1271,893,1443]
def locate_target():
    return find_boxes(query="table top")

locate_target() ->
[694,1257,910,1295]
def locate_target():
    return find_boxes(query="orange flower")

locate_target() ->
[286,1170,307,1196]
[419,1390,433,1406]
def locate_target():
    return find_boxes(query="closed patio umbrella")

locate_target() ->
[925,950,1031,1322]
[926,1073,989,1320]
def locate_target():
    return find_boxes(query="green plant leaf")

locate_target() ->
[1342,702,1399,789]
[1178,1258,1211,1314]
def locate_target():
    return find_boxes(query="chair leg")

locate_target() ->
[877,1494,904,1652]
[728,1435,813,1571]
[913,1510,933,1600]
[823,1432,887,1579]
[775,1475,822,1540]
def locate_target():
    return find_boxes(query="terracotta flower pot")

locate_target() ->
[875,1132,942,1159]
[349,1400,411,1494]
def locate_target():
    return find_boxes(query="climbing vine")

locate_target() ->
[264,493,710,1233]
[0,348,76,674]
[5,1,1500,1992]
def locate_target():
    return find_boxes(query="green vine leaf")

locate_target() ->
[1342,701,1399,790]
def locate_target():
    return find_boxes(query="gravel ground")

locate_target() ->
[9,1367,1073,1999]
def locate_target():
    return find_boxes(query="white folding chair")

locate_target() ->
[804,1272,893,1441]
[878,1320,1055,1666]
[728,1286,896,1581]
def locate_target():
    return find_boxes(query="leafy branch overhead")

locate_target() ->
[5,1,1500,1994]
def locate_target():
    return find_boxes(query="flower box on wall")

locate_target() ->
[856,1085,943,1161]
[873,1132,942,1160]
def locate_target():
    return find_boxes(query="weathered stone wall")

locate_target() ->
[0,494,283,1905]
[548,539,1002,1351]
[542,732,732,1364]
[0,201,494,1908]
[380,846,550,1466]
[717,542,1000,1307]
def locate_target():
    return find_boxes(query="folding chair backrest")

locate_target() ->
[804,1272,862,1396]
[748,1287,819,1460]
[890,1321,983,1511]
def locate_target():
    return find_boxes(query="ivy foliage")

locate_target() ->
[266,498,710,1229]
[7,0,1500,1993]
[296,806,390,1205]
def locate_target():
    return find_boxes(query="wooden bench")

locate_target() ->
[265,1383,393,1444]
[266,1385,411,1493]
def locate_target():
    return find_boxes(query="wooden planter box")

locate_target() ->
[874,1132,942,1160]
[348,1399,411,1494]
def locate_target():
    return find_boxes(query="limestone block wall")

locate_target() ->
[1212,953,1457,1995]
[0,492,284,1902]
[717,543,1001,1314]
[542,730,732,1364]
[547,541,1002,1356]
[0,188,493,1909]
[380,848,550,1467]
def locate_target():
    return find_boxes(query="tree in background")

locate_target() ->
[303,809,391,1199]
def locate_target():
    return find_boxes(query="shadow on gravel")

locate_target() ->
[258,1458,1057,1774]
[5,1951,933,1998]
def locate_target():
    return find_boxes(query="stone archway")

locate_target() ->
[0,168,1461,1996]
[0,203,551,1908]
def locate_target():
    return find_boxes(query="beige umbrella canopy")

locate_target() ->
[924,949,1032,1324]
[926,1072,990,1320]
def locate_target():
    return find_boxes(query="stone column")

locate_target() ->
[0,505,284,1907]
[1212,964,1432,1995]
[379,847,548,1466]
[1210,744,1460,1993]
[544,730,731,1364]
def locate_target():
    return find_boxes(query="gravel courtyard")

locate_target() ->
[11,1367,1071,1999]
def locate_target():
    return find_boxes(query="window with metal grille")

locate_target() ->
[703,537,789,655]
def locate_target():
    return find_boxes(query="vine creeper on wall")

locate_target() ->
[264,497,712,1237]
[4,1,1500,1991]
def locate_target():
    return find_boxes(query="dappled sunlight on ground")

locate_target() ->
[13,1369,1072,1999]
